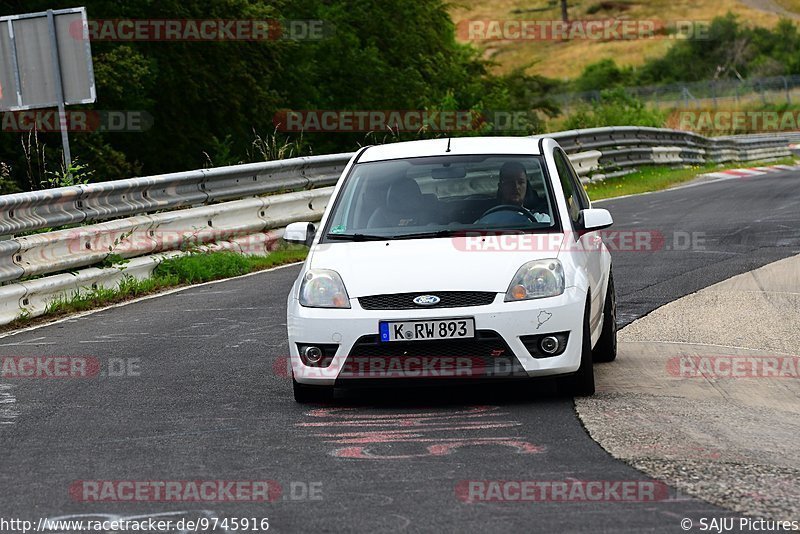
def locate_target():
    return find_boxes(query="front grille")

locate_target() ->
[358,291,497,310]
[336,330,526,381]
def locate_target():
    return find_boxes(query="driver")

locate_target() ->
[497,161,528,206]
[475,162,550,225]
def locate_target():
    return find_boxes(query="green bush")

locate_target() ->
[573,59,635,93]
[574,14,800,89]
[564,88,665,129]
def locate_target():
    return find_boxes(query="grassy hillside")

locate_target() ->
[449,0,798,79]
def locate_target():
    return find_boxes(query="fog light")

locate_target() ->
[540,336,560,355]
[303,346,323,364]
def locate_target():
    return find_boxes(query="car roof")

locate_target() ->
[357,136,545,163]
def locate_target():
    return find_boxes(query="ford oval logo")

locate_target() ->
[413,295,441,306]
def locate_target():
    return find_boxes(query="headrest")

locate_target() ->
[386,178,422,208]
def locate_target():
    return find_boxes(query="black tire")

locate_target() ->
[293,376,333,403]
[592,272,617,363]
[559,297,595,397]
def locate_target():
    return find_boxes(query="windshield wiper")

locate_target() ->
[390,229,464,240]
[326,233,393,241]
[326,229,462,241]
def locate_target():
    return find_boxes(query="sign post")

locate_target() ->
[47,9,72,169]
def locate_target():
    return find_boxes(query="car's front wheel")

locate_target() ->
[592,272,617,363]
[293,376,333,403]
[559,296,595,397]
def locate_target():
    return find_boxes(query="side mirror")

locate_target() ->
[284,222,316,247]
[578,208,613,232]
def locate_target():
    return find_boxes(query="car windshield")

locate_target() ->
[323,154,557,241]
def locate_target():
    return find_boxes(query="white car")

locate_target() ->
[285,136,616,403]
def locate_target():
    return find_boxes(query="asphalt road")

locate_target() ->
[0,170,798,533]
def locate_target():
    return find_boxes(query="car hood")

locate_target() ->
[309,235,565,297]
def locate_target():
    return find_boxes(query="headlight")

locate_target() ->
[299,269,351,308]
[505,259,564,301]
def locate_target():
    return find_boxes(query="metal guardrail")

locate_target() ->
[0,127,792,325]
[0,188,333,323]
[0,153,350,236]
[549,126,791,178]
[6,188,333,283]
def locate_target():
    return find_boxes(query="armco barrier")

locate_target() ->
[0,230,288,325]
[0,128,792,326]
[0,153,351,236]
[566,150,603,175]
[16,251,182,322]
[5,188,333,283]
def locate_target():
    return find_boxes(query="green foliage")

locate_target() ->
[99,253,130,269]
[43,275,164,315]
[42,158,94,188]
[0,162,19,195]
[203,135,242,168]
[637,14,748,84]
[564,88,666,129]
[573,59,635,92]
[574,13,800,90]
[153,248,307,284]
[249,128,311,162]
[484,68,561,134]
[154,251,255,283]
[92,46,156,108]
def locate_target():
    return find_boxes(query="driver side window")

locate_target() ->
[553,149,582,224]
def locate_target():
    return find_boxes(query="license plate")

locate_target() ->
[379,318,475,342]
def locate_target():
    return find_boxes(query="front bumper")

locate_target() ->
[287,286,586,385]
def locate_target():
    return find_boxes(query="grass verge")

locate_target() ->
[2,247,308,333]
[585,158,797,200]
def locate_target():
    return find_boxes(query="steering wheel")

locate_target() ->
[478,204,540,224]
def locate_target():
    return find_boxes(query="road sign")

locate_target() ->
[0,7,96,169]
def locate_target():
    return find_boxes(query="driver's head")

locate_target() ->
[498,162,527,206]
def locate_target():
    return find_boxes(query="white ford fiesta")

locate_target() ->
[285,136,616,403]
